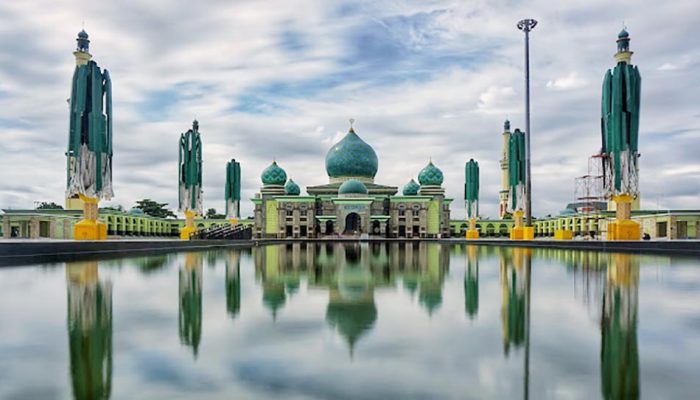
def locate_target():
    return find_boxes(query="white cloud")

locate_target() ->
[477,86,518,114]
[546,72,587,90]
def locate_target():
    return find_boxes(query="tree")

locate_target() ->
[37,202,63,210]
[205,208,225,219]
[134,199,176,219]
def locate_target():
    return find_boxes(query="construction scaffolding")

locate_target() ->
[574,153,605,214]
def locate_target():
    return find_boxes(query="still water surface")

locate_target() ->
[1,243,699,399]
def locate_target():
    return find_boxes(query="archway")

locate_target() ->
[325,220,334,235]
[486,224,495,236]
[345,213,360,234]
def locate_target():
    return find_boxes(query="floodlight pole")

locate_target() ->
[518,18,537,226]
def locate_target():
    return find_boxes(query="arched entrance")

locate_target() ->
[345,213,361,234]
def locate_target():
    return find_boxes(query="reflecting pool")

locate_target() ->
[1,243,699,399]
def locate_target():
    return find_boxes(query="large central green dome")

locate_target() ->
[325,128,378,180]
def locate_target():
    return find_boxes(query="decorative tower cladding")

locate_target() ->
[601,29,642,240]
[499,120,511,219]
[178,120,203,240]
[225,159,241,221]
[465,159,480,239]
[508,129,529,239]
[66,30,113,240]
[603,28,641,213]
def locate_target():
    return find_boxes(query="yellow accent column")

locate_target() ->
[180,210,197,240]
[510,210,524,240]
[554,218,573,240]
[466,218,479,239]
[510,210,534,240]
[73,194,107,240]
[608,194,640,241]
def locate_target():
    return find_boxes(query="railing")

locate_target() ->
[190,224,252,240]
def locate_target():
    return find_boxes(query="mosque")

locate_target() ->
[252,122,452,239]
[2,29,700,241]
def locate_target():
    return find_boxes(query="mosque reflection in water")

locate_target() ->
[62,244,641,400]
[254,243,449,352]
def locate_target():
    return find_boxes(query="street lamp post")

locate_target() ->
[517,18,537,227]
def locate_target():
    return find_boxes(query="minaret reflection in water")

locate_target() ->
[498,248,532,400]
[601,254,639,400]
[226,250,241,318]
[464,245,479,319]
[500,248,528,356]
[179,252,203,357]
[66,261,113,400]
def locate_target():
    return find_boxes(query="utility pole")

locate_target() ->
[517,19,537,226]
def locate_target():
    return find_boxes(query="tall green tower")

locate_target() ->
[601,29,642,240]
[178,120,203,239]
[508,129,531,239]
[225,159,241,221]
[465,159,479,238]
[66,30,113,240]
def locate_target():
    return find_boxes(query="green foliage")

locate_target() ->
[102,205,125,212]
[205,208,225,219]
[134,199,176,219]
[36,202,63,210]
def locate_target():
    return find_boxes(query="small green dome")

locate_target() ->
[338,179,368,195]
[261,161,287,186]
[284,179,300,195]
[618,28,629,39]
[403,179,420,195]
[418,161,444,186]
[325,128,378,179]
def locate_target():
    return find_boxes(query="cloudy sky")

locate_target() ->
[0,0,698,218]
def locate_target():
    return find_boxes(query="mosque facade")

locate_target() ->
[252,124,452,239]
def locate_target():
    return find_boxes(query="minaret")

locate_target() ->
[74,29,92,66]
[65,29,93,210]
[614,28,633,64]
[604,28,641,214]
[65,28,114,233]
[499,120,511,219]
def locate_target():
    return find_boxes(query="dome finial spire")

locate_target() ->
[349,118,355,131]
